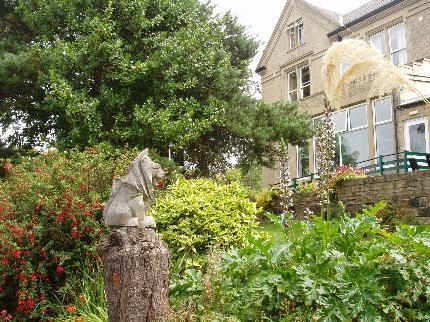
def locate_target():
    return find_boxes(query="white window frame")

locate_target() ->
[334,103,368,166]
[372,96,394,157]
[300,65,310,99]
[388,23,407,65]
[288,70,298,101]
[296,144,310,178]
[369,31,386,57]
[287,19,304,49]
[404,117,429,153]
[288,26,295,50]
[334,103,368,134]
[348,103,368,131]
[298,21,304,46]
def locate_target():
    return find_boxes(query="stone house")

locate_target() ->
[258,0,430,187]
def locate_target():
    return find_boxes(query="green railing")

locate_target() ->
[290,150,430,190]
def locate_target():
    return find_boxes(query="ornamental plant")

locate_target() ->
[186,202,430,321]
[0,144,150,319]
[329,165,366,188]
[149,178,259,270]
[296,180,318,193]
[315,97,336,216]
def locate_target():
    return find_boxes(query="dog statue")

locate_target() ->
[103,149,165,228]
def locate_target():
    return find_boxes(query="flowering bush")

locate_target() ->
[329,165,366,188]
[0,145,146,319]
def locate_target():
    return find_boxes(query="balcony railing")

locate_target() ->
[290,150,430,190]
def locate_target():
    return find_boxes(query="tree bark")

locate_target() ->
[98,227,170,321]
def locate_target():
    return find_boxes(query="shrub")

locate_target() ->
[178,202,430,321]
[329,165,366,188]
[376,200,419,230]
[296,180,318,193]
[49,260,107,321]
[0,144,177,319]
[255,188,278,213]
[149,178,259,268]
[215,163,263,197]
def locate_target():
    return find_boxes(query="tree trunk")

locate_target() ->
[98,227,170,321]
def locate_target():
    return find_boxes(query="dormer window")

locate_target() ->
[288,19,304,49]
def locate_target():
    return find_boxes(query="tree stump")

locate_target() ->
[98,227,170,321]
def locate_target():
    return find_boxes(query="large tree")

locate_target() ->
[0,0,311,173]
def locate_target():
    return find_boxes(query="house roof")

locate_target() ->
[343,0,399,25]
[256,0,341,72]
[256,0,406,73]
[304,1,342,26]
[328,0,406,37]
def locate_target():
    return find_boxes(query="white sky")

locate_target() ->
[211,0,369,82]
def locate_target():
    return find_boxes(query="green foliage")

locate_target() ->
[329,165,367,188]
[149,178,259,269]
[172,202,430,321]
[376,200,419,230]
[0,0,312,173]
[255,188,278,213]
[296,180,318,193]
[229,98,312,169]
[49,261,107,322]
[215,162,263,197]
[0,145,146,319]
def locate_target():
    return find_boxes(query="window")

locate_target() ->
[289,26,295,50]
[333,110,347,132]
[288,19,304,49]
[297,145,310,178]
[370,31,385,56]
[349,104,367,129]
[298,21,304,46]
[288,71,298,101]
[404,118,429,153]
[333,103,369,166]
[300,65,310,98]
[389,23,407,65]
[340,61,351,75]
[373,97,395,160]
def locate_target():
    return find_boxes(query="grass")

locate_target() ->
[258,222,285,241]
[49,260,108,321]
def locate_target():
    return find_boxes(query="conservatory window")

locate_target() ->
[333,103,369,166]
[288,71,298,101]
[389,23,407,65]
[373,96,395,160]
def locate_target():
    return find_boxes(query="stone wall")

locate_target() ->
[292,170,430,224]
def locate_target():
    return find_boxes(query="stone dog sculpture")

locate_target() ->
[103,149,165,229]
